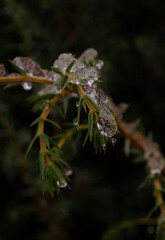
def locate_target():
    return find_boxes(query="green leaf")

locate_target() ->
[48,162,65,181]
[44,118,61,129]
[83,131,89,147]
[48,173,54,196]
[88,109,93,142]
[63,96,69,116]
[77,97,83,125]
[146,204,159,219]
[46,149,70,169]
[51,66,63,75]
[83,94,100,112]
[30,117,41,127]
[9,59,26,74]
[39,151,45,179]
[25,134,38,158]
[60,79,69,93]
[40,133,50,149]
[66,60,76,73]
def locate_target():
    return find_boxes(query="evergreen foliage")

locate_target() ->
[0,0,165,239]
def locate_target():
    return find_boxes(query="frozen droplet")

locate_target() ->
[95,60,104,70]
[73,118,78,126]
[71,60,85,72]
[87,79,95,87]
[56,86,62,94]
[79,48,98,64]
[97,104,117,138]
[42,69,61,82]
[112,138,117,144]
[57,179,67,188]
[96,89,108,104]
[73,66,98,81]
[65,169,73,176]
[151,168,161,176]
[23,81,32,91]
[12,57,43,76]
[148,155,165,177]
[0,64,7,77]
[53,53,75,74]
[76,101,79,107]
[38,85,58,95]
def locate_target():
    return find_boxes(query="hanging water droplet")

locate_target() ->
[112,138,117,144]
[65,169,73,176]
[57,179,67,188]
[56,86,62,94]
[73,118,78,126]
[23,81,32,91]
[76,101,79,107]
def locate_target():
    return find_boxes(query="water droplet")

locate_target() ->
[56,86,62,94]
[76,101,79,107]
[73,118,78,126]
[112,138,117,144]
[57,179,67,188]
[65,169,73,176]
[23,81,32,91]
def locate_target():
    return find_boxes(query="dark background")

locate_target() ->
[0,0,165,239]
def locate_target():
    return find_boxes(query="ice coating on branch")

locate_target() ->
[70,60,85,72]
[96,89,108,104]
[42,69,61,82]
[134,132,165,176]
[38,85,58,95]
[53,53,75,74]
[12,57,44,76]
[79,48,98,64]
[97,104,117,137]
[72,66,98,82]
[0,64,7,77]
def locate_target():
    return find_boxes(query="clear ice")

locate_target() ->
[12,57,44,76]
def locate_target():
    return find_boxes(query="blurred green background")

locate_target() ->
[0,0,165,239]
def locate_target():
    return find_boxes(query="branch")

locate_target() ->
[0,75,54,85]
